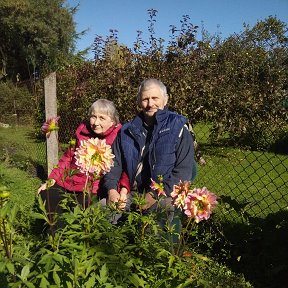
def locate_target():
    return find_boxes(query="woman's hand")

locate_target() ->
[37,179,56,194]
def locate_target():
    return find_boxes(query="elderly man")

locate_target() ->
[104,78,196,218]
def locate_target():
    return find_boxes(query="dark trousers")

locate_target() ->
[40,184,93,233]
[40,184,91,214]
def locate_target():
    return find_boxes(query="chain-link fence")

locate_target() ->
[10,71,285,222]
[38,113,287,222]
[193,124,288,219]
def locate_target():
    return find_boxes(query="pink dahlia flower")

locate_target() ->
[183,187,217,223]
[171,181,191,209]
[41,116,60,138]
[150,178,166,197]
[74,138,114,176]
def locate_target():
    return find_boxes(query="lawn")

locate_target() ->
[193,122,288,219]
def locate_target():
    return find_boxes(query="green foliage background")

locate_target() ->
[1,3,287,151]
[0,0,77,81]
[54,13,288,152]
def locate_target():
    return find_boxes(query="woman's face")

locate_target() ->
[89,112,114,135]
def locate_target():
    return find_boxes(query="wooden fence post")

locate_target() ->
[44,72,58,174]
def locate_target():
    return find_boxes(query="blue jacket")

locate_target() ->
[104,108,196,196]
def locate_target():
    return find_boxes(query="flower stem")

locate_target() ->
[176,217,194,256]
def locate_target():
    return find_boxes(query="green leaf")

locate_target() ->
[9,204,18,222]
[68,169,80,177]
[84,274,96,288]
[25,282,35,288]
[61,243,84,250]
[20,265,30,281]
[53,269,61,287]
[96,264,108,284]
[125,259,134,268]
[39,276,50,288]
[84,257,96,277]
[6,262,15,275]
[65,281,73,288]
[0,204,9,218]
[52,253,64,265]
[31,212,48,221]
[156,249,170,258]
[0,262,6,272]
[128,273,147,288]
[168,255,175,268]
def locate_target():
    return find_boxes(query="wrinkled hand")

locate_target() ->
[108,188,128,210]
[119,187,128,210]
[108,189,120,203]
[142,192,157,210]
[37,179,55,194]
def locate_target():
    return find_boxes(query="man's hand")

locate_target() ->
[108,189,120,203]
[142,192,157,210]
[108,189,128,210]
[119,187,128,210]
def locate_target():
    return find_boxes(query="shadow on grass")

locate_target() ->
[223,210,288,288]
[0,273,8,288]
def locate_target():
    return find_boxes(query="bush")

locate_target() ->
[0,81,34,125]
[53,15,287,151]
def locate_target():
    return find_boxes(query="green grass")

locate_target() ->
[0,162,41,212]
[0,125,46,166]
[195,147,288,217]
[0,126,44,222]
[193,123,288,219]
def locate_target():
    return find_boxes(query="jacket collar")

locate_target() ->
[128,108,169,141]
[132,107,169,128]
[155,107,169,124]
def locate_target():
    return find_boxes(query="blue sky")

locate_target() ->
[66,0,288,59]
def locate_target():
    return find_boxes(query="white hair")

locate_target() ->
[88,99,119,124]
[136,79,168,105]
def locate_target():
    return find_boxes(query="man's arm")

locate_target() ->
[163,125,196,195]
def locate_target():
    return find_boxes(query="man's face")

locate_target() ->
[139,84,168,120]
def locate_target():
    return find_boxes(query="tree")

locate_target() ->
[202,16,288,150]
[0,0,77,82]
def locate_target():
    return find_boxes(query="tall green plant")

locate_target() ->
[0,193,252,287]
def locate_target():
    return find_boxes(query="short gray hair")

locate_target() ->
[137,79,168,104]
[88,99,119,124]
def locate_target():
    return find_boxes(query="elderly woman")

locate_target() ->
[38,99,129,218]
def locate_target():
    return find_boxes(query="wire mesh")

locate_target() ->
[33,113,288,220]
